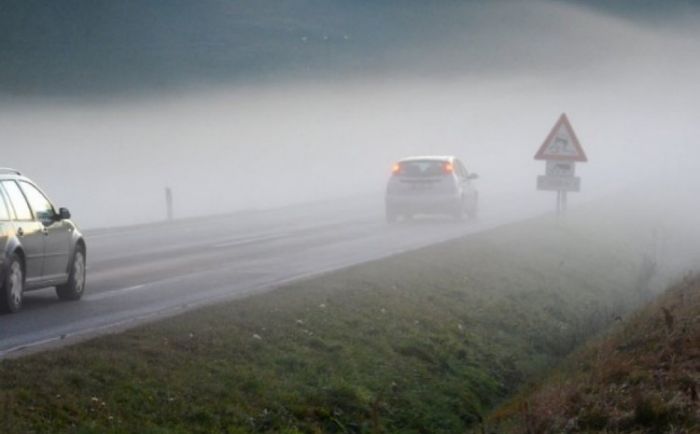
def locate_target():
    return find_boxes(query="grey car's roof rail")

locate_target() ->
[0,168,22,175]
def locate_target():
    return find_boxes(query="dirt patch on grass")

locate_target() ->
[489,274,700,433]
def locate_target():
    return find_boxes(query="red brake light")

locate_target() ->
[443,162,454,174]
[392,163,401,174]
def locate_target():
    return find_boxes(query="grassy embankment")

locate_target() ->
[0,209,663,433]
[489,273,700,433]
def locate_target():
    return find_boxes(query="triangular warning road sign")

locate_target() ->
[534,114,588,162]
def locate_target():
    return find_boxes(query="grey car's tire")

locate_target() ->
[386,207,398,224]
[0,254,24,314]
[467,199,479,220]
[453,198,467,221]
[468,196,479,220]
[56,247,86,301]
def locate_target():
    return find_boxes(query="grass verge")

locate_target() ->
[0,211,663,433]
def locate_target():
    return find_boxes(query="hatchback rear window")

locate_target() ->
[396,160,448,177]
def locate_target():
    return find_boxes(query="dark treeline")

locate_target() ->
[2,0,694,97]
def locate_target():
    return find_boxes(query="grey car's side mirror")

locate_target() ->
[467,173,479,180]
[59,207,72,220]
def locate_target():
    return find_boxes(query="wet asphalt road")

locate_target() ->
[0,195,534,357]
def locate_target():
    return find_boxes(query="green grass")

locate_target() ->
[0,212,660,433]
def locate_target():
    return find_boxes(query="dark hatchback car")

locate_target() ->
[0,169,86,313]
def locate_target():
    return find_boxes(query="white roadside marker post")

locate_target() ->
[165,187,174,221]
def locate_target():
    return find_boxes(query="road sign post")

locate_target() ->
[534,113,587,215]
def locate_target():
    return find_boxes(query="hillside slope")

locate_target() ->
[490,274,700,433]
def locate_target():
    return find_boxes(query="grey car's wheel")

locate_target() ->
[56,247,86,301]
[0,254,24,313]
[467,195,479,220]
[453,198,467,221]
[386,207,398,224]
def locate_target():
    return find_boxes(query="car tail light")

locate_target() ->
[392,163,401,175]
[443,162,454,174]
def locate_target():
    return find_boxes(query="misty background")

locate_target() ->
[1,0,699,229]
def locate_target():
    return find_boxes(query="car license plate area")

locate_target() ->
[408,181,435,192]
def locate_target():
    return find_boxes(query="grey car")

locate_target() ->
[0,169,86,313]
[385,156,478,223]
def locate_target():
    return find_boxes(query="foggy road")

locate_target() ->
[0,195,534,357]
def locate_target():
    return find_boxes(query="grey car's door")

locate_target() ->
[1,181,45,282]
[19,181,72,280]
[0,191,11,269]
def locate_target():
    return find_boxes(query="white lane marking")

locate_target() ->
[212,218,378,249]
[213,233,287,249]
[85,284,147,301]
[0,335,67,358]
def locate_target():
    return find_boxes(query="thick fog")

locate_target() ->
[1,0,699,231]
